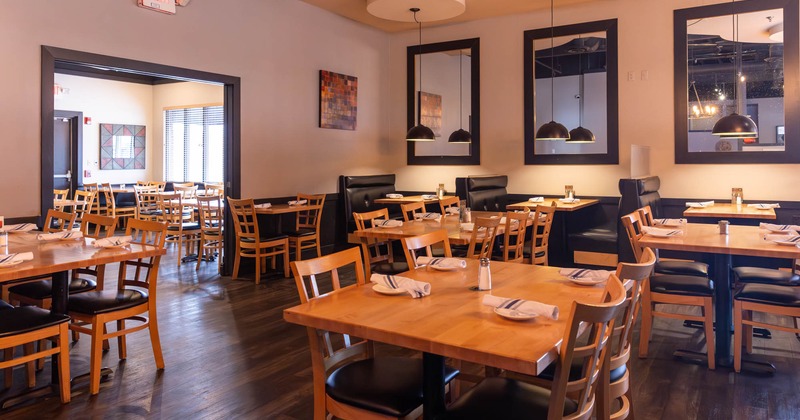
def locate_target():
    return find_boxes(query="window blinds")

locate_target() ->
[164,105,224,183]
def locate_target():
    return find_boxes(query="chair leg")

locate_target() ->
[195,240,203,271]
[315,241,322,259]
[4,348,12,388]
[294,240,303,262]
[148,310,165,370]
[255,254,262,285]
[733,300,743,373]
[283,244,290,278]
[232,250,241,279]
[36,339,46,371]
[639,296,653,359]
[24,343,35,388]
[57,324,71,403]
[89,319,104,395]
[117,320,127,360]
[703,298,715,370]
[744,310,754,354]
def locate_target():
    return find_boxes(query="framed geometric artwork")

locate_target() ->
[99,123,146,170]
[319,70,357,130]
[419,91,442,137]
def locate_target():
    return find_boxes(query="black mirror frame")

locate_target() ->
[523,19,619,165]
[674,0,800,164]
[407,38,480,165]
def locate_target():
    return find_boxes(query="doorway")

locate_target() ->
[52,110,82,200]
[41,46,241,275]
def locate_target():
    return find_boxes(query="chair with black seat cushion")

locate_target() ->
[0,303,71,403]
[445,275,626,420]
[528,203,556,266]
[455,175,508,211]
[288,193,325,261]
[637,205,709,277]
[228,197,291,283]
[464,217,501,260]
[733,282,800,372]
[438,196,460,215]
[67,218,167,395]
[291,247,458,420]
[400,202,425,222]
[195,195,224,273]
[401,230,452,267]
[495,210,529,263]
[621,211,716,369]
[134,185,162,223]
[353,208,409,276]
[338,174,398,244]
[44,209,77,234]
[158,192,201,267]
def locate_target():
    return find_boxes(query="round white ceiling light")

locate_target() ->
[367,0,466,22]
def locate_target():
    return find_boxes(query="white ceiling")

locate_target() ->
[299,0,602,32]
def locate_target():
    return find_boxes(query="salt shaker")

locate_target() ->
[463,207,472,223]
[436,183,446,199]
[719,220,729,235]
[478,258,492,290]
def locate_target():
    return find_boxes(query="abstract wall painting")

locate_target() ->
[319,70,358,130]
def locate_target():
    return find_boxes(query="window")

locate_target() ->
[164,105,224,182]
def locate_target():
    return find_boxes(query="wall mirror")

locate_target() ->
[523,19,619,165]
[675,0,799,163]
[407,38,480,165]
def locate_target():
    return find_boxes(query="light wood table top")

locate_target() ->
[506,198,599,211]
[254,203,314,215]
[284,259,604,376]
[638,223,797,258]
[54,199,88,208]
[374,195,442,205]
[682,203,776,220]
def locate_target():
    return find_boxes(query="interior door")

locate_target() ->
[53,116,72,192]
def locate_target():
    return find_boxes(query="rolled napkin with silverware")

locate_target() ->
[0,252,34,267]
[765,234,800,244]
[558,268,613,280]
[748,203,780,209]
[92,236,133,248]
[414,212,441,221]
[421,194,438,200]
[686,200,714,208]
[288,199,308,206]
[759,223,800,232]
[254,203,272,209]
[559,198,580,203]
[652,218,686,226]
[374,219,403,228]
[482,295,559,320]
[0,223,37,233]
[528,197,544,203]
[370,273,431,298]
[37,231,84,241]
[416,256,467,269]
[446,207,460,215]
[385,193,404,199]
[641,226,684,237]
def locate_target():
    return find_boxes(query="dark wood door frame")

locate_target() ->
[41,46,241,275]
[53,110,83,195]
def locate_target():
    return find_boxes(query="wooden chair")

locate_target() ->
[290,247,458,420]
[445,275,627,420]
[497,210,529,263]
[174,184,198,199]
[288,193,325,261]
[0,302,71,403]
[53,189,69,213]
[400,230,452,267]
[228,197,290,283]
[621,211,715,369]
[530,202,556,266]
[89,183,116,218]
[353,208,409,276]
[158,192,201,267]
[67,218,167,395]
[134,185,162,222]
[72,190,96,228]
[400,201,425,222]
[204,182,224,197]
[637,205,709,277]
[438,196,460,215]
[44,209,77,233]
[149,181,167,192]
[196,195,224,273]
[465,216,501,260]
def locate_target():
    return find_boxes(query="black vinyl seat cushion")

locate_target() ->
[241,234,289,243]
[0,306,70,338]
[568,221,617,254]
[655,260,709,277]
[326,356,459,418]
[68,289,148,315]
[733,267,800,286]
[735,283,800,308]
[650,274,714,297]
[9,278,97,299]
[445,377,578,420]
[287,228,315,237]
[371,262,410,275]
[537,357,627,384]
[168,222,200,231]
[0,300,14,311]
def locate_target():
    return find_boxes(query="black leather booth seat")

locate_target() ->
[455,175,508,211]
[337,175,398,244]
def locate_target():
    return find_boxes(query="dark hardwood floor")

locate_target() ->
[3,246,800,419]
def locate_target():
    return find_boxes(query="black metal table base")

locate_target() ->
[0,384,57,409]
[673,350,776,375]
[683,320,772,339]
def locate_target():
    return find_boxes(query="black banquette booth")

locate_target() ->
[455,175,509,212]
[336,174,398,245]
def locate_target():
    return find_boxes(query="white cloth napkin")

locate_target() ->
[385,193,404,199]
[653,218,686,226]
[0,223,37,233]
[37,231,83,241]
[765,234,800,244]
[760,223,800,232]
[641,226,684,237]
[416,256,467,269]
[414,212,441,221]
[482,295,559,320]
[446,207,460,215]
[559,268,613,280]
[460,222,476,232]
[421,194,438,200]
[254,203,272,209]
[288,199,308,206]
[370,274,431,298]
[748,203,780,209]
[559,198,580,203]
[0,252,34,267]
[374,219,403,228]
[686,200,714,208]
[92,236,133,248]
[528,197,544,203]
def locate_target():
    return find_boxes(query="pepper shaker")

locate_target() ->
[478,258,492,290]
[719,220,729,235]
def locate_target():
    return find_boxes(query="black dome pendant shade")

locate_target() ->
[536,121,571,140]
[406,8,435,142]
[448,50,471,143]
[448,128,472,143]
[712,113,758,138]
[567,126,595,143]
[407,124,436,141]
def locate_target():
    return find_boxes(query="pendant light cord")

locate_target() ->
[731,0,737,113]
[550,0,556,121]
[459,50,464,128]
[413,8,423,126]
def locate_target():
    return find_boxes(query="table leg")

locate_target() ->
[50,271,69,385]
[422,352,445,420]
[714,253,733,365]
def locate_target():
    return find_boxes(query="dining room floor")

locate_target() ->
[3,244,800,419]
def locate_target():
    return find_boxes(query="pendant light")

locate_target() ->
[712,2,758,138]
[406,8,435,142]
[567,38,595,143]
[535,0,570,141]
[448,50,472,143]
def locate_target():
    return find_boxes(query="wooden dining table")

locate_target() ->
[0,230,165,405]
[373,195,441,205]
[638,223,798,370]
[682,203,777,220]
[283,259,607,419]
[506,197,599,211]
